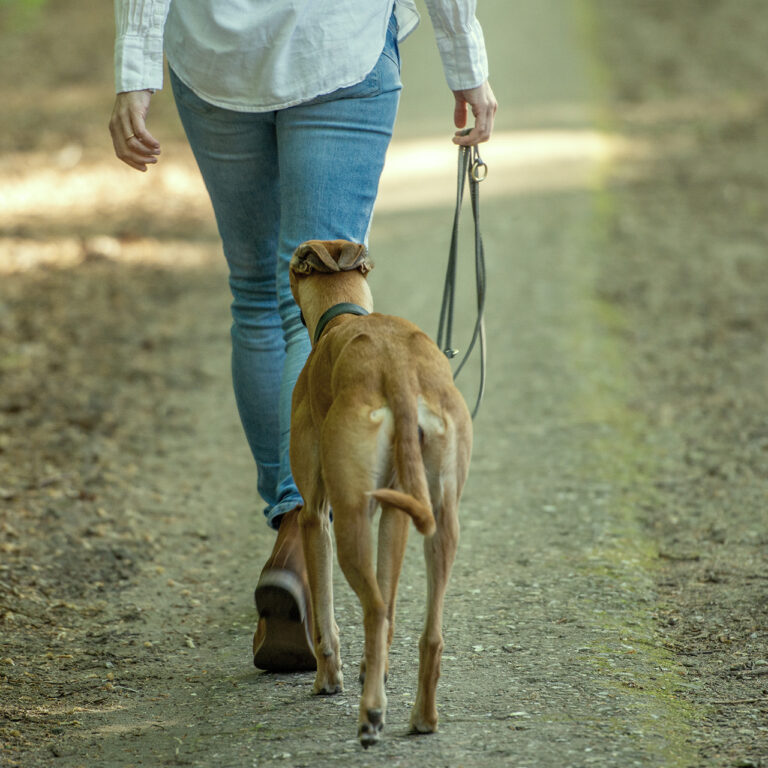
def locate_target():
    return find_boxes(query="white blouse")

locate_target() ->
[114,0,489,112]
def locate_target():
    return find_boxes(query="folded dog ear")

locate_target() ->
[336,241,373,274]
[291,240,374,275]
[292,241,339,274]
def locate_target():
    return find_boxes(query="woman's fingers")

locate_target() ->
[451,81,498,146]
[109,90,161,172]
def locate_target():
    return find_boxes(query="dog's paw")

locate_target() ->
[358,708,384,749]
[313,669,343,696]
[409,710,438,735]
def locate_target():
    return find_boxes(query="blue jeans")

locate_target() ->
[171,15,401,529]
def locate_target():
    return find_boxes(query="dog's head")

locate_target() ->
[290,240,374,279]
[289,240,375,341]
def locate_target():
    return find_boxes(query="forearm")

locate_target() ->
[422,0,489,90]
[114,0,171,93]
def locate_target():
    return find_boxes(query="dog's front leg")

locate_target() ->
[300,500,343,695]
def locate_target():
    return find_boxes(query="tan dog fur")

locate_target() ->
[288,239,473,747]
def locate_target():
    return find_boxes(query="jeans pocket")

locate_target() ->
[345,21,402,100]
[306,13,401,105]
[333,66,382,101]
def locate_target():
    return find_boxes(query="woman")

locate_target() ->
[109,0,496,672]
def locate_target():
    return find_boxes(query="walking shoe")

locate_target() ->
[253,507,316,672]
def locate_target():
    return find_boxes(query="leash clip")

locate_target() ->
[443,347,459,359]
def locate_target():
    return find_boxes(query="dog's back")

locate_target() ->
[305,313,471,535]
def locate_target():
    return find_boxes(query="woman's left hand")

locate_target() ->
[452,80,497,146]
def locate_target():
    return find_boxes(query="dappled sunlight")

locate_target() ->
[4,0,767,763]
[0,235,221,274]
[377,129,647,210]
[0,128,648,273]
[0,143,213,234]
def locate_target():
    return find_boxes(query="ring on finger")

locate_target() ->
[126,134,137,141]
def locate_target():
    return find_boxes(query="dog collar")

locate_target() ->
[313,302,370,344]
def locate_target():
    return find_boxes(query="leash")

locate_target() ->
[436,130,488,420]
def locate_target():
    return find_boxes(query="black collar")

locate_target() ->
[311,302,370,344]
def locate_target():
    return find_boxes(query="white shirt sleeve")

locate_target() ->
[421,0,489,91]
[114,0,171,93]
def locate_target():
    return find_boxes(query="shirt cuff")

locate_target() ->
[433,18,489,91]
[114,33,165,93]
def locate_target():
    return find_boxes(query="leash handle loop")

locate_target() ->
[437,137,488,420]
[436,146,469,360]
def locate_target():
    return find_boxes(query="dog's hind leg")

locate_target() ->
[370,505,409,684]
[334,500,389,748]
[409,490,459,735]
[299,497,343,695]
[358,505,409,685]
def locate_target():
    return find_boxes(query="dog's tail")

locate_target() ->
[369,380,436,537]
[369,489,435,536]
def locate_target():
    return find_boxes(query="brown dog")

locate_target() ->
[288,239,473,747]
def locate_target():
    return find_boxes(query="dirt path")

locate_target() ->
[2,1,767,766]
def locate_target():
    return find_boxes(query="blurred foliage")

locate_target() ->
[0,0,49,30]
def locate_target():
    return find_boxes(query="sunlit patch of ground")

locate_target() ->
[0,128,648,274]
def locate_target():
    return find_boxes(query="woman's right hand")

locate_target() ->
[109,90,162,172]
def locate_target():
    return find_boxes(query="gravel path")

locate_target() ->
[2,2,766,766]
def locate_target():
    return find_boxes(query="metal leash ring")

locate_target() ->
[470,160,488,182]
[470,147,488,182]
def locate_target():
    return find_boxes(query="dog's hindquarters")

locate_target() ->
[368,370,443,535]
[320,385,445,745]
[374,388,472,735]
[367,377,473,736]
